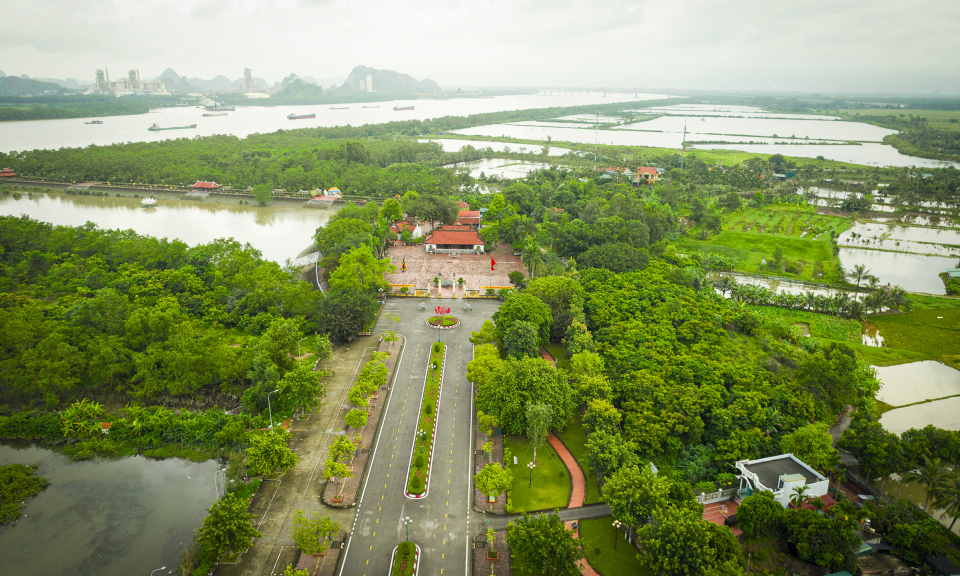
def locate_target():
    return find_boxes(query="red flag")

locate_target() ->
[491,258,496,271]
[401,257,406,272]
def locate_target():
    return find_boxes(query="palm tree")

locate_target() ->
[845,264,873,293]
[791,485,810,507]
[521,240,545,278]
[833,293,851,317]
[933,475,960,531]
[803,291,817,312]
[844,300,866,320]
[712,276,736,298]
[902,457,951,512]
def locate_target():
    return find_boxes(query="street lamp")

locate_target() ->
[418,429,427,454]
[612,519,622,549]
[403,516,413,542]
[267,389,280,429]
[297,337,308,358]
[150,568,166,576]
[527,461,536,488]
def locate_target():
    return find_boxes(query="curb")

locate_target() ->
[388,543,421,576]
[403,345,446,499]
[425,318,461,330]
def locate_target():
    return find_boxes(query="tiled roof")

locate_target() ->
[638,167,657,175]
[191,181,222,189]
[458,210,481,223]
[426,229,484,246]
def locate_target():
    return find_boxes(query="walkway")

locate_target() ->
[547,432,600,576]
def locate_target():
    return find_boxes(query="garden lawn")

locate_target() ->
[503,434,570,512]
[556,416,601,505]
[544,342,570,370]
[579,517,651,576]
[874,308,960,369]
[749,306,861,342]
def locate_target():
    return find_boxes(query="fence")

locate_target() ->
[696,487,738,505]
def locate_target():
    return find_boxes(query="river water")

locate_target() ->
[0,192,339,263]
[0,442,219,576]
[0,92,662,154]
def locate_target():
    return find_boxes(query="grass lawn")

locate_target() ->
[839,109,960,132]
[503,434,571,512]
[407,342,444,494]
[556,415,601,505]
[579,517,651,576]
[544,342,570,370]
[749,306,861,342]
[681,230,840,282]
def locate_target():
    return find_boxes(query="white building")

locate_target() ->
[735,454,829,508]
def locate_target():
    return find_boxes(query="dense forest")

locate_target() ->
[0,95,179,122]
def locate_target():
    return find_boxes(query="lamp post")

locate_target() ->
[527,461,536,488]
[298,337,308,358]
[418,428,427,454]
[403,516,413,542]
[267,389,280,429]
[612,519,622,549]
[150,567,166,576]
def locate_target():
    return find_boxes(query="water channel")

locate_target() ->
[0,192,339,263]
[0,92,660,154]
[0,442,219,576]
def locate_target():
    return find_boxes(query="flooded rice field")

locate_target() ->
[874,361,960,406]
[837,248,957,294]
[861,322,886,347]
[636,104,842,121]
[614,115,894,142]
[446,159,552,179]
[880,396,960,435]
[421,138,571,156]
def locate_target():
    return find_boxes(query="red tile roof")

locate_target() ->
[638,167,658,175]
[426,228,484,246]
[456,201,470,209]
[0,168,16,177]
[390,220,417,233]
[457,210,481,224]
[190,181,222,189]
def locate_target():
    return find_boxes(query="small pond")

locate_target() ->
[874,361,960,406]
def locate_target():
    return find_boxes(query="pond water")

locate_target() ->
[0,192,338,263]
[873,214,960,229]
[615,115,894,142]
[639,104,841,121]
[420,138,571,156]
[837,247,957,294]
[450,124,954,168]
[445,159,552,179]
[0,92,664,154]
[0,442,219,576]
[874,361,960,406]
[880,396,960,435]
[714,272,842,297]
[882,470,960,536]
[842,221,960,246]
[861,323,886,347]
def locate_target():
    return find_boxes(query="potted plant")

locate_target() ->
[457,277,465,286]
[486,529,499,561]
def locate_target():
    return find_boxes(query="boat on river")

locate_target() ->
[140,197,157,207]
[362,105,379,109]
[287,113,316,119]
[148,123,197,131]
[202,112,228,117]
[84,120,104,124]
[330,107,348,110]
[393,105,415,111]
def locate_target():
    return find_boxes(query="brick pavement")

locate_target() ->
[548,432,601,576]
[384,244,525,292]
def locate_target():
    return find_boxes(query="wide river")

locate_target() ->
[0,91,664,154]
[0,192,339,263]
[0,442,219,576]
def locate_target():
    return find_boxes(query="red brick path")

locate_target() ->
[547,432,600,576]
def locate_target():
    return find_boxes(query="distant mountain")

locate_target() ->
[339,66,440,94]
[184,74,234,91]
[279,79,323,98]
[31,77,89,89]
[0,76,63,96]
[0,70,6,78]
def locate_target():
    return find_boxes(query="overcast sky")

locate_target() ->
[2,0,958,93]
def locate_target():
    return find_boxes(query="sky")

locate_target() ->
[1,0,959,93]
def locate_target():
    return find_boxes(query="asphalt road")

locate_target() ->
[337,298,501,576]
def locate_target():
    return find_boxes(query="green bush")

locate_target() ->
[398,541,415,555]
[423,402,433,416]
[413,453,425,468]
[433,342,441,353]
[408,474,424,494]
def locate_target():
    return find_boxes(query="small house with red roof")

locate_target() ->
[390,220,422,238]
[455,200,470,209]
[0,168,16,178]
[425,226,485,254]
[457,210,481,228]
[190,181,222,189]
[636,167,659,183]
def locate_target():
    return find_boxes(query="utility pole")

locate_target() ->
[594,110,599,171]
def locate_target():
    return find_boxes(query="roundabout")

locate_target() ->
[425,305,460,329]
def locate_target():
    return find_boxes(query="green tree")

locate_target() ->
[845,263,875,293]
[315,218,373,255]
[736,491,785,538]
[493,292,553,347]
[837,414,903,481]
[316,287,378,342]
[247,429,300,477]
[507,511,584,576]
[603,463,670,529]
[503,320,539,359]
[637,507,743,576]
[475,356,573,435]
[902,457,952,512]
[345,408,368,431]
[313,334,333,369]
[780,422,839,472]
[582,398,621,433]
[475,462,513,511]
[525,402,552,464]
[469,320,497,346]
[252,184,273,206]
[291,509,340,555]
[198,492,262,557]
[466,344,502,387]
[378,197,403,224]
[578,243,650,273]
[933,475,960,530]
[525,276,585,342]
[278,360,326,415]
[328,245,395,294]
[586,429,640,482]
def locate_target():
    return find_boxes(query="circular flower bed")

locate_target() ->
[427,316,459,327]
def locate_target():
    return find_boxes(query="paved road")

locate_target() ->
[337,298,501,576]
